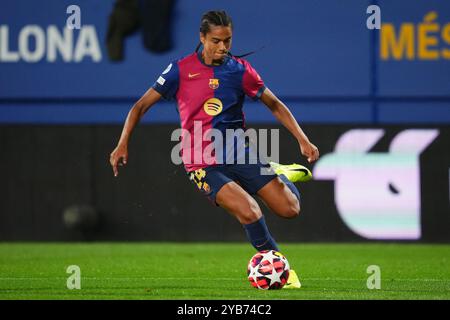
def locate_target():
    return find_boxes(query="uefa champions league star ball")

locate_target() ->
[247,250,290,290]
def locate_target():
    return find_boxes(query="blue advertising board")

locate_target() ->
[0,0,449,124]
[0,0,371,98]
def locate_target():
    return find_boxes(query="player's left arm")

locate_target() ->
[260,88,319,163]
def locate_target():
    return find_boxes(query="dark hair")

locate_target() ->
[200,10,233,35]
[195,11,233,53]
[195,10,257,58]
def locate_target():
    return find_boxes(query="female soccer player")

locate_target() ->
[110,10,319,288]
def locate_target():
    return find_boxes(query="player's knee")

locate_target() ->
[239,199,262,224]
[281,197,300,219]
[292,199,301,217]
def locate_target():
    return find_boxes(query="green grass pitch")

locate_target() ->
[0,243,449,300]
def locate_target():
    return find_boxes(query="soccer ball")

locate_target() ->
[247,250,290,290]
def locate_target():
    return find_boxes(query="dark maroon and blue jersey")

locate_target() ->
[152,52,266,172]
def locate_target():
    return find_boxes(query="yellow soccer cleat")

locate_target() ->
[269,161,312,183]
[284,269,302,289]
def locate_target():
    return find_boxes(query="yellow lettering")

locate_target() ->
[194,169,206,182]
[418,12,439,60]
[441,23,450,59]
[380,23,415,60]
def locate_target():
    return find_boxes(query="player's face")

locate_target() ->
[200,25,232,64]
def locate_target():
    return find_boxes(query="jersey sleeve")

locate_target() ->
[151,61,179,100]
[241,59,266,100]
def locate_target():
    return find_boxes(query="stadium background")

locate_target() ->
[0,0,449,243]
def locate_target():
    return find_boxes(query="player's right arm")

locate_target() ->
[110,88,162,177]
[110,61,179,177]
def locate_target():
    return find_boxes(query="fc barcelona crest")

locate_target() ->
[209,78,219,90]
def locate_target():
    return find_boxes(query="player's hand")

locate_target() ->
[110,144,128,177]
[299,140,319,163]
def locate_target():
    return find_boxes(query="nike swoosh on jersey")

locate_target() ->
[188,72,201,78]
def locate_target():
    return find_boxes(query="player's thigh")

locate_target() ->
[256,177,300,219]
[216,181,262,225]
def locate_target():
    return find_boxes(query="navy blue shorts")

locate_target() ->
[187,162,278,206]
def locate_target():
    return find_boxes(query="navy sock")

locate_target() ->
[278,174,301,202]
[243,215,279,252]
